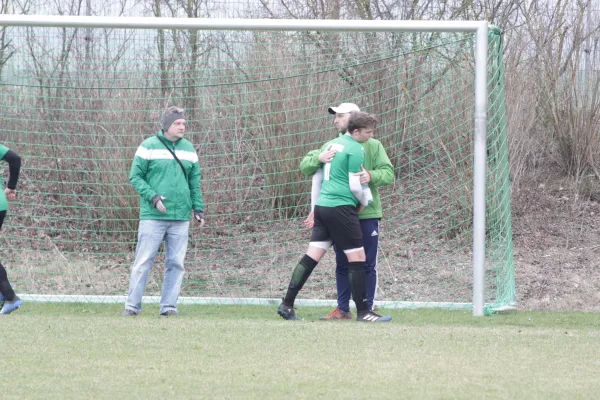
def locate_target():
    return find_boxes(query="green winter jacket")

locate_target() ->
[300,137,394,220]
[130,131,204,221]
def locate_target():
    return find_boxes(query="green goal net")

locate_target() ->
[0,20,514,312]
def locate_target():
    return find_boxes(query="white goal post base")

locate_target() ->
[19,294,513,312]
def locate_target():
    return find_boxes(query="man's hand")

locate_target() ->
[354,165,372,185]
[302,211,314,228]
[194,210,205,227]
[318,145,337,163]
[357,205,365,214]
[152,194,167,213]
[4,188,17,201]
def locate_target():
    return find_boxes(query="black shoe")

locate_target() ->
[122,309,139,317]
[357,311,392,322]
[277,302,301,320]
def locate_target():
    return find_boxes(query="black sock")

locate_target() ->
[283,254,318,306]
[348,261,368,313]
[0,263,16,301]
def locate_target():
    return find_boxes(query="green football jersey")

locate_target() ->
[315,134,364,208]
[0,144,10,212]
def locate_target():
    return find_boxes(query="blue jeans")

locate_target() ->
[334,218,379,312]
[125,219,189,314]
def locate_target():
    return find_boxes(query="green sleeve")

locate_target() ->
[369,142,394,187]
[189,161,204,211]
[0,144,9,160]
[129,155,156,204]
[348,146,363,174]
[299,149,322,176]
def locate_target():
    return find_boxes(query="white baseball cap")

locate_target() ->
[328,103,360,115]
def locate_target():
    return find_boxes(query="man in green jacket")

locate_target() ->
[300,103,394,319]
[123,106,205,317]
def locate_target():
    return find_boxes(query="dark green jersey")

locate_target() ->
[316,134,364,208]
[300,136,394,219]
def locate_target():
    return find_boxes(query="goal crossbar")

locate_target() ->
[0,15,486,32]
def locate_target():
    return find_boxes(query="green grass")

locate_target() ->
[2,304,600,399]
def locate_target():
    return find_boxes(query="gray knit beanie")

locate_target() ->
[161,106,185,131]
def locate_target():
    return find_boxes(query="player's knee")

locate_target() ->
[344,247,365,263]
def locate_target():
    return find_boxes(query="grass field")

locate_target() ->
[1,303,599,399]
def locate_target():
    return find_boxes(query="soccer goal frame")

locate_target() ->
[0,15,493,316]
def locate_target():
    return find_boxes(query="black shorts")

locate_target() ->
[311,205,363,252]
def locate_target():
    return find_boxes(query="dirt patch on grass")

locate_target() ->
[512,165,600,311]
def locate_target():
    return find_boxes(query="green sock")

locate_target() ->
[283,254,318,306]
[348,261,368,313]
